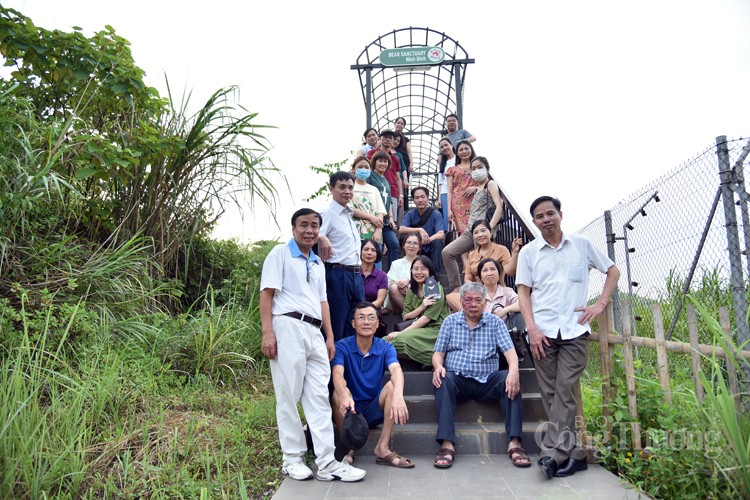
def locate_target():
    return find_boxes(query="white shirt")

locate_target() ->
[516,232,614,340]
[260,239,327,320]
[320,200,360,266]
[438,157,456,195]
[387,257,414,285]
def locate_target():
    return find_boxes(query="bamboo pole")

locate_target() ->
[687,305,704,402]
[585,333,750,360]
[652,303,672,404]
[573,380,594,463]
[598,302,614,441]
[719,307,741,406]
[620,306,641,449]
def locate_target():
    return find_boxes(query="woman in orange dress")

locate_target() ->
[445,139,477,235]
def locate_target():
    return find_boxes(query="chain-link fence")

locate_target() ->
[576,136,750,343]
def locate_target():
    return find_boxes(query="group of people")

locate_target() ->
[259,115,621,483]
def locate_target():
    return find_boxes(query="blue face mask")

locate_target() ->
[355,168,371,180]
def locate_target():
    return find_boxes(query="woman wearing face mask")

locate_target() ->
[350,156,387,245]
[366,151,401,269]
[441,156,504,292]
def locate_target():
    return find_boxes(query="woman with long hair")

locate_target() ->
[436,136,456,230]
[386,255,450,366]
[445,139,477,235]
[442,156,505,291]
[386,232,422,314]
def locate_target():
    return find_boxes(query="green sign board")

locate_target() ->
[379,46,445,67]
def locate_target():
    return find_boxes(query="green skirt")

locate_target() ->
[390,325,441,366]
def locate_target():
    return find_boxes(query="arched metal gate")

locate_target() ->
[350,28,474,200]
[350,27,536,254]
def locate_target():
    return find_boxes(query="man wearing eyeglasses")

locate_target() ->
[431,282,529,469]
[331,302,414,468]
[260,208,366,483]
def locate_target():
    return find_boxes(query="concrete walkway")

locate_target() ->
[272,453,649,499]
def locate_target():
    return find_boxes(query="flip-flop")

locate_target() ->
[508,447,532,468]
[434,448,455,469]
[376,450,415,468]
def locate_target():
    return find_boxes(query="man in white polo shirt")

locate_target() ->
[260,208,366,482]
[516,196,620,480]
[317,171,365,341]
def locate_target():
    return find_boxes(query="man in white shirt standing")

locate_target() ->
[516,196,620,480]
[318,171,365,341]
[260,208,366,482]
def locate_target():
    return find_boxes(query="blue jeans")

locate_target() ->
[440,193,449,230]
[434,371,524,445]
[382,226,400,269]
[422,239,444,273]
[325,266,364,341]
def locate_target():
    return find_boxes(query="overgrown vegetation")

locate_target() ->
[582,270,750,499]
[0,6,285,498]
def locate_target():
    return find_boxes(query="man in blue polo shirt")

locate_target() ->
[331,302,414,468]
[399,186,446,272]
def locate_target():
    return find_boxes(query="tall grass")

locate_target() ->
[0,295,133,496]
[162,286,263,382]
[693,298,750,498]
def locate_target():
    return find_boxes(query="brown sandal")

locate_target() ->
[376,450,415,468]
[434,448,455,468]
[508,447,531,468]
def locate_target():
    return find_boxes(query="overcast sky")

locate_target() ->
[6,0,750,242]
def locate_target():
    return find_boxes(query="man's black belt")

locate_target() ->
[324,262,361,273]
[282,312,322,328]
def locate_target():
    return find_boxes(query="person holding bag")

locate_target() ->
[441,156,505,292]
[386,256,450,367]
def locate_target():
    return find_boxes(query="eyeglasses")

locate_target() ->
[355,314,377,323]
[462,296,485,304]
[404,241,420,247]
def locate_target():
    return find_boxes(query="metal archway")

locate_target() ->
[351,28,474,199]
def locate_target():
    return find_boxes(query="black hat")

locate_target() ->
[334,409,369,461]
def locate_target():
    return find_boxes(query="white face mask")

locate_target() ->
[471,168,488,181]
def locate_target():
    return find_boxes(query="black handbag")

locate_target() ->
[394,319,416,331]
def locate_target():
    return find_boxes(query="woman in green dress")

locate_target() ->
[386,255,450,366]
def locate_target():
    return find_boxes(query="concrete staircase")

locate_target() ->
[357,356,545,456]
[359,263,547,457]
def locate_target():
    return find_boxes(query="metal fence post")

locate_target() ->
[604,210,622,332]
[716,135,750,391]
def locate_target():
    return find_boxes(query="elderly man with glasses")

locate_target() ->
[431,282,529,469]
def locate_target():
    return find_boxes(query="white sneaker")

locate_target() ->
[281,461,313,480]
[315,459,367,482]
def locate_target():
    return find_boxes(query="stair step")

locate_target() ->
[357,422,543,456]
[385,368,541,396]
[403,393,546,424]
